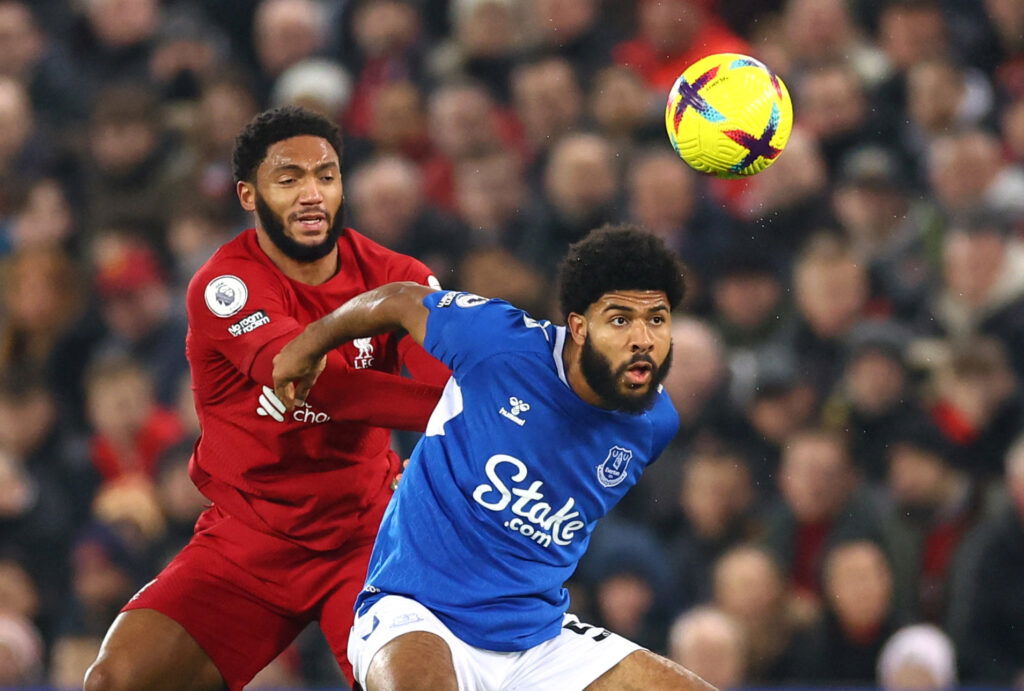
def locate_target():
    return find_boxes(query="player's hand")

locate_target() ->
[273,340,327,410]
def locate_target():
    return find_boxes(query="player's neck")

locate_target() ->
[562,341,610,409]
[255,229,339,285]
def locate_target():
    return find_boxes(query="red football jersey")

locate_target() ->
[185,228,448,551]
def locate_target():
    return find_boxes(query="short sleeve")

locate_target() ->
[422,292,529,375]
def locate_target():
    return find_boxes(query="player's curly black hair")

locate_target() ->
[557,224,686,319]
[232,106,343,183]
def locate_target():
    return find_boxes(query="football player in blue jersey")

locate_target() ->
[273,225,714,690]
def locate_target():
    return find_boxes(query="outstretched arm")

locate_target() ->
[273,282,436,408]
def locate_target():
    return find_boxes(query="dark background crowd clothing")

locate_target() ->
[1,0,1024,687]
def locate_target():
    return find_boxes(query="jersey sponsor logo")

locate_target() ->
[596,445,633,488]
[360,615,381,641]
[437,291,457,308]
[352,337,374,369]
[204,275,248,317]
[390,613,424,629]
[523,315,552,341]
[228,310,270,337]
[472,455,585,548]
[455,293,487,308]
[256,386,331,424]
[498,396,531,426]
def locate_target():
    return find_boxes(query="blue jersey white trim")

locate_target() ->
[356,293,679,651]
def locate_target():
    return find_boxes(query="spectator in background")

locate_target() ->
[251,0,328,104]
[667,606,747,690]
[796,61,894,176]
[537,133,620,268]
[761,428,898,606]
[873,0,951,119]
[0,0,88,128]
[831,146,939,319]
[589,66,662,148]
[614,0,748,92]
[424,79,514,211]
[152,442,206,567]
[68,0,159,92]
[0,77,61,217]
[792,540,902,685]
[905,58,995,157]
[83,353,184,484]
[361,80,433,169]
[527,0,618,87]
[927,130,1024,218]
[453,149,550,264]
[348,155,468,279]
[876,624,957,691]
[83,82,181,245]
[823,320,916,482]
[344,0,425,139]
[661,445,756,610]
[0,246,101,424]
[64,524,145,638]
[456,247,550,318]
[780,233,871,398]
[148,7,229,103]
[947,433,1024,684]
[432,0,522,103]
[173,72,259,227]
[49,635,103,689]
[0,611,43,686]
[780,0,888,84]
[1,177,77,255]
[883,415,982,623]
[712,545,804,684]
[921,208,1024,380]
[92,239,188,405]
[511,55,584,175]
[922,338,1024,482]
[709,248,787,356]
[272,58,352,121]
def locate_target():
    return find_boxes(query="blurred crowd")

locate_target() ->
[3,0,1024,687]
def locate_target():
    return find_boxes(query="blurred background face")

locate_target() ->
[798,67,867,141]
[638,0,701,53]
[927,133,1001,211]
[879,4,947,70]
[86,369,153,442]
[661,319,724,409]
[353,0,420,57]
[713,272,781,331]
[513,58,582,146]
[628,153,696,240]
[0,78,31,164]
[714,548,784,624]
[596,572,653,636]
[845,350,906,415]
[254,0,324,77]
[888,445,947,512]
[0,2,41,79]
[783,0,854,64]
[780,434,852,523]
[455,152,524,232]
[429,85,497,160]
[669,610,745,689]
[908,61,963,135]
[825,542,893,632]
[591,67,652,138]
[86,0,157,48]
[794,254,867,338]
[942,230,1006,306]
[350,157,423,246]
[456,0,518,57]
[544,134,616,220]
[680,455,752,539]
[531,0,595,44]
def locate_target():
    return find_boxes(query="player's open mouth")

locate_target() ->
[625,363,652,386]
[295,213,328,232]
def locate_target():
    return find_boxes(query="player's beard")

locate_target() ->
[580,337,672,414]
[255,192,345,263]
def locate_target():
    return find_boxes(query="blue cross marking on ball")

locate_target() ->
[724,103,783,173]
[672,66,726,129]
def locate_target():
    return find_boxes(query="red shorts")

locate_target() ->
[123,505,380,689]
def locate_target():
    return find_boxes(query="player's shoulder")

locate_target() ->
[186,229,282,314]
[344,227,438,286]
[430,291,556,352]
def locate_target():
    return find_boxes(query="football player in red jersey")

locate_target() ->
[83,107,449,691]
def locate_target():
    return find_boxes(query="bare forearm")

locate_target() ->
[298,282,432,360]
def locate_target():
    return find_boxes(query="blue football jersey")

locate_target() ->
[355,291,679,652]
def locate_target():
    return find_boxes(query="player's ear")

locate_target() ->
[237,181,256,211]
[567,313,587,345]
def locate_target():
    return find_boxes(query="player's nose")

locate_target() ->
[298,177,324,203]
[628,321,655,352]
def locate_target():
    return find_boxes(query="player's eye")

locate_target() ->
[278,177,296,185]
[650,315,666,325]
[320,174,335,182]
[610,316,628,326]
